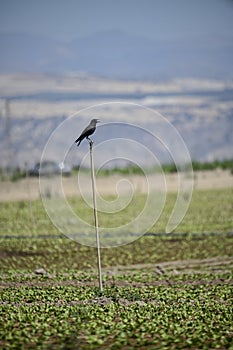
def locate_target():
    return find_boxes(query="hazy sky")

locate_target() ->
[0,0,233,41]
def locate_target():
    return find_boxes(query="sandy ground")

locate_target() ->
[0,169,232,202]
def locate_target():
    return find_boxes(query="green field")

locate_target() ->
[0,188,233,349]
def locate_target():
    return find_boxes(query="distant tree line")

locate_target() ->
[191,159,233,172]
[77,159,233,176]
[0,159,232,181]
[162,159,233,174]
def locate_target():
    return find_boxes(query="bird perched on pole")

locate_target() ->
[75,119,100,146]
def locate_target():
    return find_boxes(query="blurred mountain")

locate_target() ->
[0,30,233,79]
[0,74,232,168]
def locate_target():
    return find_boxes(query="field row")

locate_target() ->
[0,188,233,236]
[1,187,232,349]
[1,269,232,349]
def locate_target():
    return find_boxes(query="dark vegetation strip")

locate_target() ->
[1,231,233,240]
[1,278,233,289]
[2,158,233,181]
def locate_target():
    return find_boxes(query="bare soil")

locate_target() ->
[0,169,232,202]
[0,256,232,307]
[1,256,232,290]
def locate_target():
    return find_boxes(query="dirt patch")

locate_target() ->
[0,170,232,202]
[105,256,233,275]
[1,256,232,290]
[1,277,232,290]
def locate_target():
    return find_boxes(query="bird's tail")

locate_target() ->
[75,138,81,146]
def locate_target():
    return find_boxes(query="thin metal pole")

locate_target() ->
[89,140,103,293]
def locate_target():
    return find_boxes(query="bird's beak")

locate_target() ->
[97,119,101,123]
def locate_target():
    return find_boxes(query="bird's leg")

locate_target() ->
[87,136,93,146]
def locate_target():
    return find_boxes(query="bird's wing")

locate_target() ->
[75,124,95,143]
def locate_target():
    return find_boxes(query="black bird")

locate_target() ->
[75,119,100,146]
